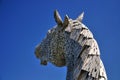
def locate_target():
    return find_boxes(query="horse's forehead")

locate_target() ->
[49,26,62,34]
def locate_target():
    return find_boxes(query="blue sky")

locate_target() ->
[0,0,120,80]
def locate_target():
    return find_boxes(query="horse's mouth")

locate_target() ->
[41,60,47,65]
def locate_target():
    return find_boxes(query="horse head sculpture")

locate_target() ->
[35,10,107,80]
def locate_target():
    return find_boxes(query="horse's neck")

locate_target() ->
[68,20,100,56]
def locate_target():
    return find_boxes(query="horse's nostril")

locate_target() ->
[35,50,40,58]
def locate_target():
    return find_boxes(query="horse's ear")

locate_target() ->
[54,10,63,25]
[77,12,84,22]
[63,15,69,27]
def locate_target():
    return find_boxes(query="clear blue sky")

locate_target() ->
[0,0,120,80]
